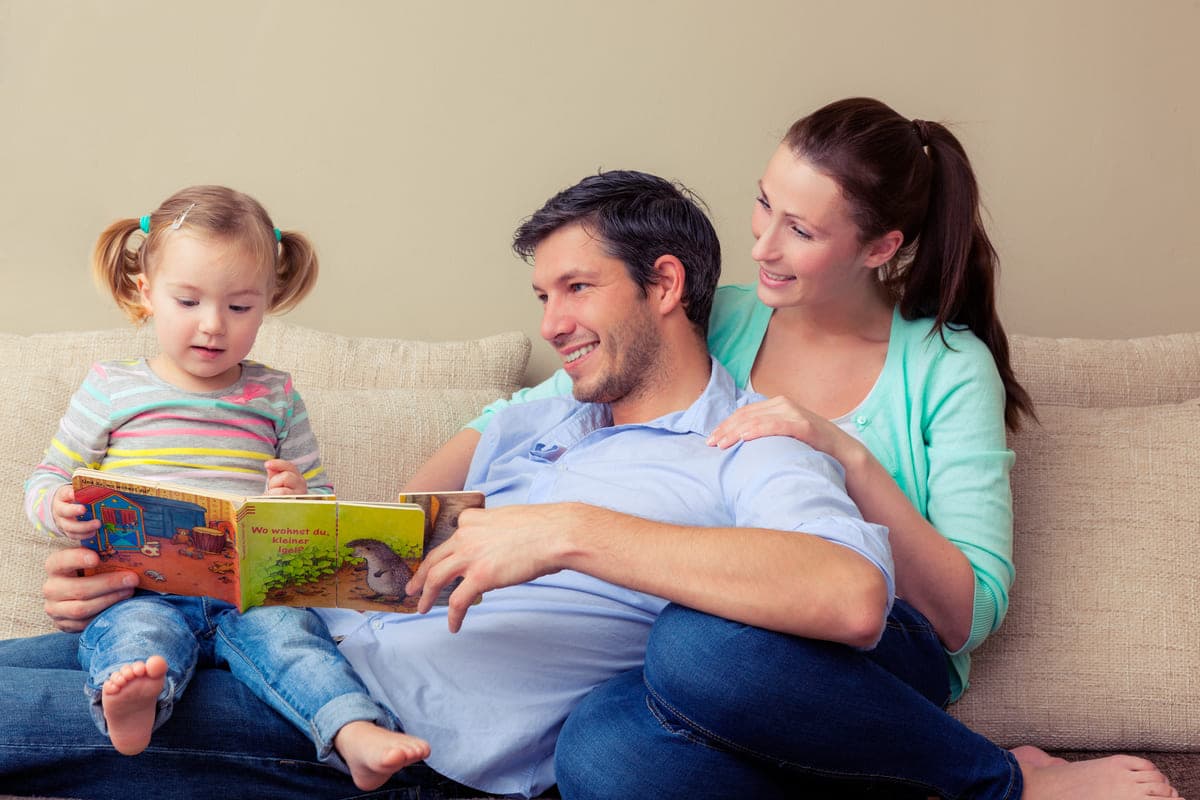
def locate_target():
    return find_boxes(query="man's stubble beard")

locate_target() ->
[571,306,663,408]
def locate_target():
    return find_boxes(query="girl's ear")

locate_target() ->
[863,230,904,269]
[136,275,155,319]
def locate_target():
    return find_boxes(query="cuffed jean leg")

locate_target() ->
[77,594,201,736]
[214,605,398,766]
[556,601,1022,800]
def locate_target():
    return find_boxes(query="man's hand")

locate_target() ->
[407,502,600,633]
[50,485,102,541]
[264,459,308,495]
[43,546,137,632]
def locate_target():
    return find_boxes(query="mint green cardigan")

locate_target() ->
[468,283,1015,701]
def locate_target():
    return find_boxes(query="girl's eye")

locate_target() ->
[790,225,813,241]
[230,305,252,313]
[176,298,198,308]
[755,195,770,211]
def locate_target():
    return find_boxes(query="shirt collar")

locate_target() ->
[533,357,740,455]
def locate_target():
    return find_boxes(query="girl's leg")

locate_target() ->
[213,604,429,788]
[556,601,1021,800]
[77,593,202,752]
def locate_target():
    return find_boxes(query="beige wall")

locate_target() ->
[2,0,1196,382]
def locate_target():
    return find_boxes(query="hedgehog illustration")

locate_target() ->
[344,538,414,602]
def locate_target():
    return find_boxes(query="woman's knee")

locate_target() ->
[643,604,859,721]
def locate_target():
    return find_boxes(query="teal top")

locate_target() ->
[467,283,1015,700]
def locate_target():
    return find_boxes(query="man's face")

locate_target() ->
[532,223,662,407]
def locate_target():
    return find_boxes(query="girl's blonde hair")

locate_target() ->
[92,185,319,324]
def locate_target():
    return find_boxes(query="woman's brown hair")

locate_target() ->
[784,98,1034,429]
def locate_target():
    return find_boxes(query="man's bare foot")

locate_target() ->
[102,655,168,756]
[1015,748,1181,799]
[333,719,431,791]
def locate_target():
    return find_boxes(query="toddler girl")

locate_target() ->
[24,185,429,790]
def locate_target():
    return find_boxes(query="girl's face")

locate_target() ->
[750,144,897,310]
[138,232,271,392]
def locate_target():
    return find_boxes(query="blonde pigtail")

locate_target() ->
[91,217,150,324]
[270,230,320,314]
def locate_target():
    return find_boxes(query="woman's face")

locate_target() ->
[750,144,893,310]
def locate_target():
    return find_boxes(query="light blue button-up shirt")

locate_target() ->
[317,358,891,797]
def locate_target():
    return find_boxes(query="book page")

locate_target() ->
[72,471,242,605]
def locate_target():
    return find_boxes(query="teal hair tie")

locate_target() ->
[139,215,151,234]
[274,227,282,243]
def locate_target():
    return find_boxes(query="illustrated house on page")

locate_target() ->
[76,485,207,551]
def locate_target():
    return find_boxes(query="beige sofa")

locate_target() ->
[1,319,1198,798]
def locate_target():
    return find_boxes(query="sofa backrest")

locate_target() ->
[952,331,1200,751]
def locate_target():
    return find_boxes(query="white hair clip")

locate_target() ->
[171,203,196,230]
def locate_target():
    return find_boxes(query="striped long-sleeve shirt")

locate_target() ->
[25,358,332,537]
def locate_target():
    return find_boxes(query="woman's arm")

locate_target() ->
[404,369,578,492]
[402,428,480,492]
[705,339,1013,653]
[839,446,976,649]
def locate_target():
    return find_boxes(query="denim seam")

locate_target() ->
[643,673,962,795]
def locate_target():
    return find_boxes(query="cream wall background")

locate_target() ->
[2,0,1196,382]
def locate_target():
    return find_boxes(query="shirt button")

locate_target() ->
[371,618,384,630]
[855,415,869,427]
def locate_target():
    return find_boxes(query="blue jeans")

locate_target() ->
[77,593,396,766]
[0,631,478,800]
[556,601,1022,800]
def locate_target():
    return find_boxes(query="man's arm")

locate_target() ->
[408,501,890,647]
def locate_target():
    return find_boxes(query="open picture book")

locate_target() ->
[71,468,483,612]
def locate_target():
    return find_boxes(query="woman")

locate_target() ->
[405,97,1178,799]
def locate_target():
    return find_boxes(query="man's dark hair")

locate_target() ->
[512,170,721,335]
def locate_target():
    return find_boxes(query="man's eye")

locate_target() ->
[569,283,589,293]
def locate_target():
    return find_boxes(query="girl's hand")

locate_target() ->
[707,395,856,463]
[43,546,136,632]
[50,485,102,542]
[264,459,308,495]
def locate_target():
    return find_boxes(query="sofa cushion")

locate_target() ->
[0,321,530,641]
[1011,331,1200,408]
[951,397,1200,750]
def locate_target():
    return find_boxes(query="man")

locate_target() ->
[2,170,891,799]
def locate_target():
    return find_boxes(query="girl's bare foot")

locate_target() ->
[102,655,168,756]
[333,720,431,791]
[1015,748,1181,799]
